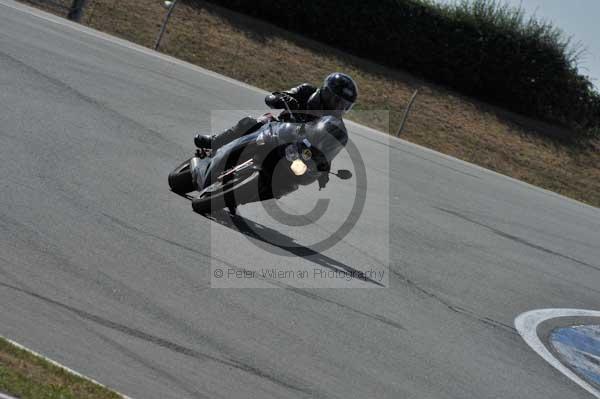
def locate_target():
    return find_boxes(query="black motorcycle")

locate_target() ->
[168,114,351,215]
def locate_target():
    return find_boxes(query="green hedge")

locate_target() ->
[199,0,600,138]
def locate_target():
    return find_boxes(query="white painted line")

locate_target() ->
[0,0,596,211]
[515,308,600,398]
[0,335,133,399]
[0,392,17,399]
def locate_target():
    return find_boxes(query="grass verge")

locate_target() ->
[19,0,600,207]
[0,337,121,399]
[202,0,600,137]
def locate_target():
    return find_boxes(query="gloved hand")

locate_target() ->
[275,92,300,110]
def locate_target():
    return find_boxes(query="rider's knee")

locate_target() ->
[234,116,260,135]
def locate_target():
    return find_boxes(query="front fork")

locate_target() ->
[190,150,205,190]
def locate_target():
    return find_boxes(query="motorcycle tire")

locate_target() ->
[168,158,195,194]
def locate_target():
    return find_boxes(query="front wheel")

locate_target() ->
[168,158,195,194]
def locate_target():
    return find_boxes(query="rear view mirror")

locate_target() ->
[335,169,353,180]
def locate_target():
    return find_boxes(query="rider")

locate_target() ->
[195,72,357,149]
[194,72,358,189]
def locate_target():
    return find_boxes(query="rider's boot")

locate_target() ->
[194,134,214,149]
[194,117,263,150]
[194,128,238,150]
[194,127,242,150]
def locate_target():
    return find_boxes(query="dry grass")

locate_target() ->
[21,0,600,207]
[0,337,121,398]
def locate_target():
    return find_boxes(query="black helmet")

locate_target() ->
[321,72,358,114]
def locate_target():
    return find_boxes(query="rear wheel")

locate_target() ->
[168,158,195,194]
[192,171,260,214]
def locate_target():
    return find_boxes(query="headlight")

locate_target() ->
[290,159,308,176]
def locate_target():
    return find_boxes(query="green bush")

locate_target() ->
[199,0,600,138]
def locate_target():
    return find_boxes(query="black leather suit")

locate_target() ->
[206,84,349,189]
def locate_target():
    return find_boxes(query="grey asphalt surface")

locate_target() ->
[1,1,600,398]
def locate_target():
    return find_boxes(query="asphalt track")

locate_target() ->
[1,1,600,398]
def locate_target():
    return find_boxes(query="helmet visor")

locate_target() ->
[335,95,355,112]
[323,87,355,113]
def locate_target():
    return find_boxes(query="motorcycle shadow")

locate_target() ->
[203,209,384,287]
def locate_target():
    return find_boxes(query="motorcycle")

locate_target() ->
[168,112,352,215]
